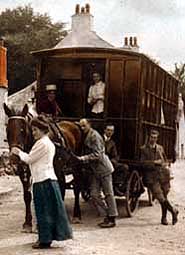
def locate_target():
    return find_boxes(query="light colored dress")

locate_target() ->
[18,135,73,243]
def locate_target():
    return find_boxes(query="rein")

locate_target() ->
[47,121,79,166]
[49,122,67,147]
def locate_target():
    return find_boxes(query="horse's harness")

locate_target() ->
[8,115,30,150]
[48,120,67,147]
[8,115,32,182]
[48,121,75,167]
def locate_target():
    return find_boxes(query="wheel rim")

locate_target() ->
[126,170,141,217]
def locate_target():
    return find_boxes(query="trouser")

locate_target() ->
[148,181,166,203]
[143,165,171,201]
[159,167,171,196]
[90,174,118,217]
[147,180,176,221]
[143,165,176,222]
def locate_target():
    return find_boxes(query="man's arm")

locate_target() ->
[140,146,162,166]
[87,86,94,105]
[55,101,62,116]
[79,134,104,163]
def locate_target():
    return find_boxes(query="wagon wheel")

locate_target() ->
[125,170,141,217]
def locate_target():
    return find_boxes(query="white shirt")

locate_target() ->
[103,134,111,142]
[18,135,57,184]
[87,81,105,114]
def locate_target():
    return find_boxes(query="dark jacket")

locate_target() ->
[103,137,119,168]
[140,143,166,162]
[38,98,61,117]
[140,143,169,186]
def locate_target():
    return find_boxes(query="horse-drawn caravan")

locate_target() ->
[31,47,179,215]
[4,4,179,231]
[30,4,179,217]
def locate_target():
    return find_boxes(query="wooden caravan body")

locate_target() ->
[32,47,178,162]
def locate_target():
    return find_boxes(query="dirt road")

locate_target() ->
[0,162,184,255]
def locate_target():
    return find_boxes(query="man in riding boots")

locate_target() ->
[140,129,178,225]
[103,125,129,194]
[72,119,118,228]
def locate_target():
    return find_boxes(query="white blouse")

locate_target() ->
[88,81,105,114]
[18,135,57,184]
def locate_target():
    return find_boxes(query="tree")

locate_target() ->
[0,5,67,94]
[171,63,185,96]
[171,63,185,115]
[172,63,185,91]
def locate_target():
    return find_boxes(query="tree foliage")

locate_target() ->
[0,5,67,94]
[171,63,185,114]
[172,63,185,92]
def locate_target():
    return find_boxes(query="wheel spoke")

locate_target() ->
[126,170,141,217]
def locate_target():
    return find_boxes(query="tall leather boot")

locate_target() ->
[160,202,168,225]
[164,200,179,225]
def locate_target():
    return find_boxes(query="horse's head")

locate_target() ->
[4,103,30,164]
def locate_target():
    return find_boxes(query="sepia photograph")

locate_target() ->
[0,1,184,254]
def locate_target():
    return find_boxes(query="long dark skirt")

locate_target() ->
[33,179,73,243]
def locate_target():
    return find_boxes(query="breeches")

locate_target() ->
[90,174,118,217]
[143,165,171,203]
[159,167,171,196]
[148,182,166,203]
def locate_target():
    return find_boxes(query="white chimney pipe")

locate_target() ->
[72,4,94,32]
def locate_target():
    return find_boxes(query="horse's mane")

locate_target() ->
[7,104,38,118]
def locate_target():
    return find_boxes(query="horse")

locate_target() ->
[4,103,85,232]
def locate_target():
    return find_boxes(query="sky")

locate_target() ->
[0,0,185,72]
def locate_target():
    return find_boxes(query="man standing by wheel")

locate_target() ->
[140,129,178,225]
[73,119,118,228]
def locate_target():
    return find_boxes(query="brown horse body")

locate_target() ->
[4,103,84,232]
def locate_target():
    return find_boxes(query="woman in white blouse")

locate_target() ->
[12,116,72,249]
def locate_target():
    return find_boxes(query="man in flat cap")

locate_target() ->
[140,129,178,225]
[38,84,62,117]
